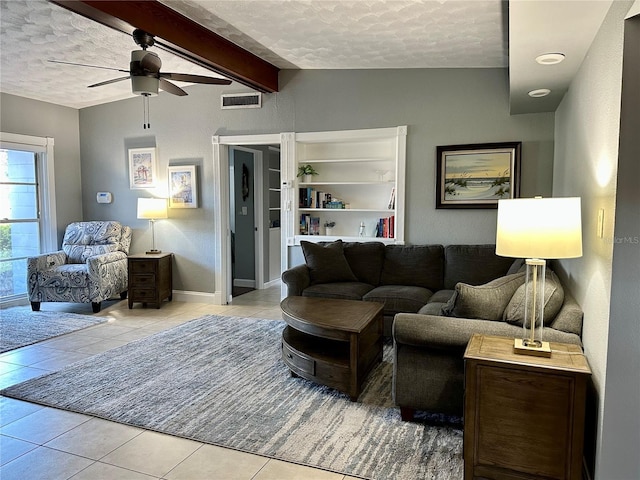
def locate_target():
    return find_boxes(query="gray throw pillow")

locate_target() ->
[503,269,565,327]
[300,240,357,285]
[441,273,526,321]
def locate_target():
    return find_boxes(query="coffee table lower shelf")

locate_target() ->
[282,325,379,401]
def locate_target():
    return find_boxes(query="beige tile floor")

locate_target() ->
[0,284,360,480]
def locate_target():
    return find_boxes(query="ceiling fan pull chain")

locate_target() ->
[142,94,151,129]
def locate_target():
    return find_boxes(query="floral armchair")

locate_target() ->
[27,221,132,313]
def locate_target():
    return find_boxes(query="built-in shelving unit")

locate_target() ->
[289,126,406,245]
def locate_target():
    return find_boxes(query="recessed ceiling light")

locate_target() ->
[528,88,551,98]
[536,53,566,65]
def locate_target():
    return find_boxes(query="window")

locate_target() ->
[0,133,56,305]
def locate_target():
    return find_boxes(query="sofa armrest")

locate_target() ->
[281,264,311,296]
[393,313,582,350]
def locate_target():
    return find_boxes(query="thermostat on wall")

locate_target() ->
[96,192,112,204]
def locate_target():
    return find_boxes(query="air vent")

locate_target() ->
[221,92,262,109]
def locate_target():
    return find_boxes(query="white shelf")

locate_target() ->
[303,158,393,164]
[299,181,394,186]
[294,235,403,245]
[299,208,392,213]
[291,126,406,244]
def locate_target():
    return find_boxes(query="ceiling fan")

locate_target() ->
[51,29,232,127]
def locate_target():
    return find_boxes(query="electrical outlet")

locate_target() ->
[597,209,605,238]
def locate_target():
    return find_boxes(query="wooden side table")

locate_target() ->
[128,253,173,309]
[463,334,591,480]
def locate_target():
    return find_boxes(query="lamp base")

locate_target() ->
[514,338,551,358]
[146,249,162,255]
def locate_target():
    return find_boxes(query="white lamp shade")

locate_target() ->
[496,197,583,259]
[137,198,168,220]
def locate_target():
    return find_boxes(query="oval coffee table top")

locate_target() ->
[280,297,384,340]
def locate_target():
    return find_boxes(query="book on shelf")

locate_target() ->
[375,215,395,238]
[299,214,321,235]
[387,186,396,210]
[298,188,333,208]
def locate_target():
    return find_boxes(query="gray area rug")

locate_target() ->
[0,307,108,353]
[1,315,463,479]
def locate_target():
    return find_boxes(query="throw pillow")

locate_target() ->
[441,273,526,321]
[503,269,565,327]
[300,240,358,285]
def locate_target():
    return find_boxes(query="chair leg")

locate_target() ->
[92,302,101,313]
[120,290,128,300]
[30,301,41,311]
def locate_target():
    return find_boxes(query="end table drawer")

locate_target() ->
[282,341,315,376]
[130,274,156,287]
[129,288,157,301]
[130,261,157,274]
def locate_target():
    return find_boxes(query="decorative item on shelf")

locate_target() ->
[297,164,319,183]
[324,221,336,236]
[137,197,168,254]
[359,222,366,237]
[496,196,583,357]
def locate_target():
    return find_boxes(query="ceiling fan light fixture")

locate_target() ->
[131,76,159,96]
[535,53,565,65]
[528,88,551,98]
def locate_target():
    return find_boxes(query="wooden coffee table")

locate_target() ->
[280,296,384,401]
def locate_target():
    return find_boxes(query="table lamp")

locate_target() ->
[137,198,168,254]
[496,197,582,356]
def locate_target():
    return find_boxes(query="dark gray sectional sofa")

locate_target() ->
[281,240,584,418]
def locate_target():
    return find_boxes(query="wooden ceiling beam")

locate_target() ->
[50,0,280,92]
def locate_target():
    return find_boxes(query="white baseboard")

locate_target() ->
[171,290,223,304]
[233,279,256,288]
[263,278,280,289]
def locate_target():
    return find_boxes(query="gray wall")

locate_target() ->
[0,93,82,242]
[553,2,639,478]
[77,68,554,294]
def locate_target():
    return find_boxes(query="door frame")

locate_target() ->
[213,133,283,304]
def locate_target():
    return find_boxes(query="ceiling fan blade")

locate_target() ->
[88,76,131,88]
[140,52,161,74]
[159,78,188,96]
[160,72,232,85]
[48,60,128,73]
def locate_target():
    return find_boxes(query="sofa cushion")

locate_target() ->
[504,270,565,326]
[442,273,526,321]
[301,240,357,285]
[443,244,515,290]
[364,285,434,315]
[343,241,386,286]
[418,302,444,315]
[303,282,374,301]
[380,245,444,290]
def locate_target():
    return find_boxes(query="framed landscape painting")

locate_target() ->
[436,142,521,209]
[128,147,157,189]
[168,165,198,208]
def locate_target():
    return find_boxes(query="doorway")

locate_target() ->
[228,146,260,298]
[214,134,284,304]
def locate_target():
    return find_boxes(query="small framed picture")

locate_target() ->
[128,147,157,189]
[168,165,198,208]
[436,142,521,209]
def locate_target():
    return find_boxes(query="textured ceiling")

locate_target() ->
[164,0,507,69]
[0,1,613,112]
[0,0,506,109]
